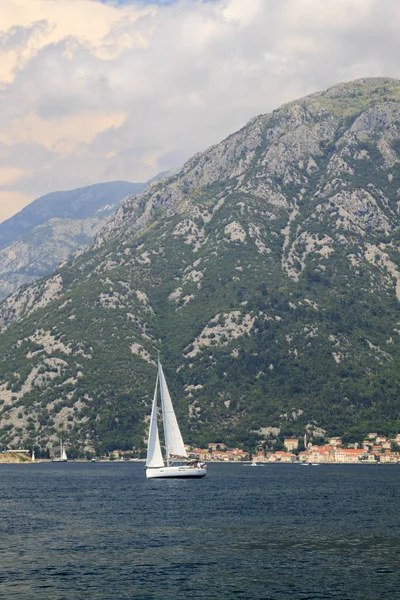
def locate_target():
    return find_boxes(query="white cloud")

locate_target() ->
[0,110,127,150]
[0,190,32,222]
[0,0,399,220]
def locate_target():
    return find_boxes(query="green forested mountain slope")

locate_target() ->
[0,77,399,454]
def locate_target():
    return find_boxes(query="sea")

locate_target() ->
[0,462,399,600]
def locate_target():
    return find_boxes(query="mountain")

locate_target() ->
[0,181,142,248]
[0,77,399,455]
[0,181,144,300]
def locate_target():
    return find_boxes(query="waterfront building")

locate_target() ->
[228,449,249,461]
[212,451,230,462]
[284,438,299,451]
[190,448,210,462]
[298,451,310,463]
[333,448,366,463]
[366,453,378,463]
[274,451,296,463]
[308,445,333,463]
[379,451,399,463]
[252,451,267,463]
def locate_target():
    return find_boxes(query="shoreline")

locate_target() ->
[1,457,398,465]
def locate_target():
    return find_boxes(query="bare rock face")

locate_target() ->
[0,78,399,453]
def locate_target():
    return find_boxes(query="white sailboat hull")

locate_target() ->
[146,466,207,479]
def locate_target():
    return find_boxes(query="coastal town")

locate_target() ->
[186,432,400,464]
[2,432,400,464]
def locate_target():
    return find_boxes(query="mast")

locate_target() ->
[158,358,187,466]
[158,359,170,466]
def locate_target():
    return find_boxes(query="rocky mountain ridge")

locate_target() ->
[0,77,399,454]
[0,181,144,300]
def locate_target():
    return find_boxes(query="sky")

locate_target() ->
[0,0,399,222]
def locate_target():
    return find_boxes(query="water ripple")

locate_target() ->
[0,463,399,599]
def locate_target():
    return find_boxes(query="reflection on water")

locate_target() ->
[0,463,398,599]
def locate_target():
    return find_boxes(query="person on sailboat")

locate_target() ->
[197,461,207,469]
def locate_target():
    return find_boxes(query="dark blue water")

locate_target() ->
[0,463,399,599]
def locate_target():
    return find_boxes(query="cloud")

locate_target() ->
[0,0,399,220]
[0,190,32,222]
[0,110,127,150]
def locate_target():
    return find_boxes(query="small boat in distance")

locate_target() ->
[52,439,68,462]
[145,358,207,479]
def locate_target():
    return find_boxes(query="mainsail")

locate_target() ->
[60,439,67,461]
[146,374,164,468]
[158,361,187,463]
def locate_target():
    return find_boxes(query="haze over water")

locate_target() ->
[0,462,398,599]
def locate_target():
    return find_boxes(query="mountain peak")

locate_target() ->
[0,79,399,454]
[286,76,400,119]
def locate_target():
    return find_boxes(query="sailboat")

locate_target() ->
[145,359,207,479]
[52,439,68,462]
